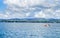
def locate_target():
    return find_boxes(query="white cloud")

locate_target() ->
[35,11,46,18]
[4,0,57,7]
[34,8,60,19]
[1,0,60,19]
[26,13,30,16]
[0,13,8,19]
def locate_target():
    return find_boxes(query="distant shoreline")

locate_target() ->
[0,18,60,23]
[0,20,60,23]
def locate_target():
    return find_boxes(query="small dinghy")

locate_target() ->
[44,24,50,27]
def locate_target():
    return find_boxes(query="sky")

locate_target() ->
[0,0,60,19]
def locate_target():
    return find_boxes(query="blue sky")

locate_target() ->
[0,0,60,19]
[0,0,6,11]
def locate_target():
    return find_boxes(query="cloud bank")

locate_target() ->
[0,0,60,19]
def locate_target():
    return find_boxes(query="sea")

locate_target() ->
[0,23,60,38]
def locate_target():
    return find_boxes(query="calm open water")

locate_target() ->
[0,23,60,38]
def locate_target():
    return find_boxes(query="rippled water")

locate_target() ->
[0,23,60,38]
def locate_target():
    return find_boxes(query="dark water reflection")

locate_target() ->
[0,23,60,38]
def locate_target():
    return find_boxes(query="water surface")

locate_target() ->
[0,23,60,38]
